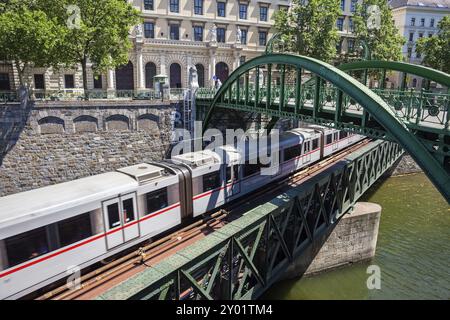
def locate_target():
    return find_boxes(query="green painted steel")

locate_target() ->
[339,60,450,88]
[198,53,450,203]
[97,140,403,300]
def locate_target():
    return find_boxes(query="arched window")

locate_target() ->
[137,114,159,132]
[38,116,65,134]
[195,64,205,88]
[73,115,98,133]
[145,62,157,89]
[215,62,229,83]
[115,61,134,90]
[170,63,182,88]
[105,114,129,131]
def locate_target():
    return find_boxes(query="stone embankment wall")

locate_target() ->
[0,100,178,197]
[391,154,423,175]
[282,202,382,279]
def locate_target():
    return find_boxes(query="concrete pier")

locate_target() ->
[282,202,382,279]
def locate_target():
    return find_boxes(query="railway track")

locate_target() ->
[36,139,370,300]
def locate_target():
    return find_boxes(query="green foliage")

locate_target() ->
[0,6,63,86]
[353,0,405,61]
[273,0,341,62]
[38,0,141,91]
[416,16,450,73]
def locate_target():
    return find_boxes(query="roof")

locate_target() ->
[0,172,137,227]
[390,0,450,9]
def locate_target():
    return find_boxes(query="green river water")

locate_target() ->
[264,173,450,300]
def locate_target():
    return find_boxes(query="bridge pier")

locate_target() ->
[281,202,382,280]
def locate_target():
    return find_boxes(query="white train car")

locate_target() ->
[0,126,365,299]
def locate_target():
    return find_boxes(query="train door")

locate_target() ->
[332,132,339,151]
[102,193,139,250]
[226,165,240,198]
[303,141,312,164]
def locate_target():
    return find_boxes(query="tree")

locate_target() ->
[352,0,405,61]
[416,16,450,73]
[273,0,341,62]
[39,0,141,94]
[0,6,63,88]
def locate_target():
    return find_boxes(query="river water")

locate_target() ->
[264,173,450,300]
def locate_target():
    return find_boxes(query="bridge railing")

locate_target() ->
[97,140,403,300]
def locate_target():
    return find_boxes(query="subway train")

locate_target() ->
[0,126,364,299]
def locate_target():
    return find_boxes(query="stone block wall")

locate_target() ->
[0,100,178,197]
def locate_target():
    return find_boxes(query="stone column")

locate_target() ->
[107,69,115,89]
[136,47,145,90]
[160,55,167,76]
[209,48,217,87]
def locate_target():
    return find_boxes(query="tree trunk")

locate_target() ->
[81,58,88,100]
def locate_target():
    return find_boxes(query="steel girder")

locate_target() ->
[199,53,450,203]
[97,141,403,300]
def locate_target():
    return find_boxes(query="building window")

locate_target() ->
[337,18,344,31]
[64,74,75,88]
[240,56,246,65]
[350,0,357,12]
[144,22,154,38]
[420,18,425,26]
[217,2,226,17]
[241,28,247,44]
[239,3,248,20]
[194,25,203,41]
[407,47,412,58]
[418,32,423,38]
[34,74,45,90]
[217,27,226,43]
[194,0,203,15]
[410,18,415,26]
[428,32,433,37]
[93,75,102,89]
[259,31,267,46]
[0,73,10,90]
[412,78,417,87]
[409,32,414,41]
[145,62,156,88]
[340,0,345,11]
[170,24,179,40]
[170,63,182,88]
[416,51,421,59]
[348,39,354,52]
[260,6,268,21]
[430,18,435,27]
[170,0,179,13]
[144,0,154,10]
[195,64,205,87]
[349,18,354,32]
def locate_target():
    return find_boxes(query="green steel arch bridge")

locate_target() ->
[195,54,450,203]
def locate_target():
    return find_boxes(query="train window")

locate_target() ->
[326,134,332,145]
[146,188,168,214]
[243,163,261,177]
[4,226,49,268]
[203,171,221,192]
[107,203,121,229]
[122,198,135,223]
[304,141,311,153]
[312,138,319,150]
[334,132,339,140]
[339,131,348,139]
[226,166,239,183]
[57,213,93,247]
[283,145,302,161]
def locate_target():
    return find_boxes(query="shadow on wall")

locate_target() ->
[0,89,33,166]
